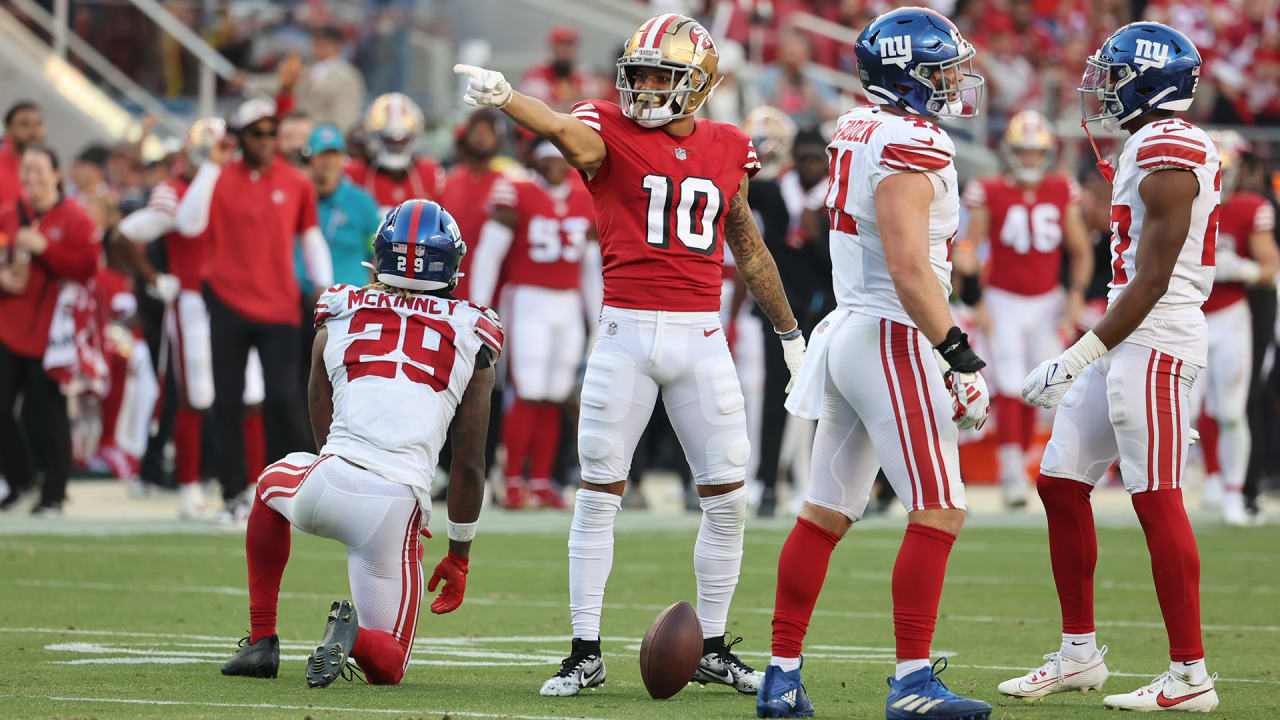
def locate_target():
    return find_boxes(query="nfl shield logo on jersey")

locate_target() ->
[674,148,687,161]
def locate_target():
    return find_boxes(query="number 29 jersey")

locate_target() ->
[569,99,760,312]
[313,284,504,495]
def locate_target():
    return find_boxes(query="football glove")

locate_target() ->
[453,64,512,109]
[933,326,989,430]
[147,273,181,304]
[1022,331,1109,409]
[427,551,469,614]
[781,331,807,393]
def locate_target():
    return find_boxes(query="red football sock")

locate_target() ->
[1038,474,1097,633]
[353,627,409,685]
[772,517,841,657]
[243,410,265,481]
[529,402,563,483]
[994,395,1024,449]
[892,523,955,660]
[1198,414,1220,477]
[246,493,291,642]
[1021,402,1038,451]
[1132,489,1204,661]
[174,408,202,486]
[502,399,537,480]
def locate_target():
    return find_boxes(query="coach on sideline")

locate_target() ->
[175,98,332,521]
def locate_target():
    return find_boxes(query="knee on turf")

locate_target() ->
[356,657,407,685]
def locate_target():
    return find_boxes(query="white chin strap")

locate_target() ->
[377,152,411,171]
[1012,165,1045,184]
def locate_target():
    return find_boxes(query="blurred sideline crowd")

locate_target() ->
[2,1,1280,524]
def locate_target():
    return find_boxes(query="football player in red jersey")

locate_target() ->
[344,93,445,214]
[956,110,1092,507]
[469,141,594,510]
[456,12,806,698]
[1191,131,1278,525]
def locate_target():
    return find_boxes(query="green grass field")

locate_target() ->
[1,510,1276,719]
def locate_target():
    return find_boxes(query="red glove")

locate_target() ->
[427,551,469,614]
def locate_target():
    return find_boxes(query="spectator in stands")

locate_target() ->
[520,25,599,112]
[0,145,100,514]
[305,124,379,287]
[0,102,45,206]
[278,111,314,168]
[174,97,332,522]
[977,14,1040,140]
[757,30,840,127]
[278,25,366,133]
[70,145,119,231]
[439,109,506,301]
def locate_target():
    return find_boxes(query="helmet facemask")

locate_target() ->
[910,44,984,118]
[370,130,415,171]
[1079,53,1134,132]
[616,56,717,127]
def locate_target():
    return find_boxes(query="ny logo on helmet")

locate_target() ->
[1133,38,1171,72]
[879,36,912,69]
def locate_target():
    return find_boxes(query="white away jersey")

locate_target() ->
[823,106,959,326]
[1108,118,1220,366]
[313,285,503,497]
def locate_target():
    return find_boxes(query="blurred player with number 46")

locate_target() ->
[455,12,806,699]
[220,200,502,689]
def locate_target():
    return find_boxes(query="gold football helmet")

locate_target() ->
[1001,109,1055,185]
[743,106,795,180]
[617,14,720,127]
[364,93,424,170]
[185,117,227,168]
[1209,129,1250,195]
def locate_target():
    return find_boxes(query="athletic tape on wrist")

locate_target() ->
[447,520,478,542]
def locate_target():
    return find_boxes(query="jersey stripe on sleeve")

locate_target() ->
[744,139,762,173]
[471,307,504,359]
[1256,203,1276,233]
[148,183,180,215]
[960,178,986,208]
[570,102,602,132]
[880,142,951,171]
[1136,135,1207,170]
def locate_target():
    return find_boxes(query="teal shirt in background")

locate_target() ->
[296,178,383,292]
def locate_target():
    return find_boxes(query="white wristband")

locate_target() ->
[1062,330,1108,377]
[447,520,478,542]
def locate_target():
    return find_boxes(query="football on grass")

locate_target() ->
[639,600,703,699]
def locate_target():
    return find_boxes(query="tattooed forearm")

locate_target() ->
[446,364,494,556]
[723,186,797,332]
[307,328,333,452]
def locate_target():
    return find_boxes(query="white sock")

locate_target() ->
[694,486,747,639]
[1219,418,1249,497]
[568,489,621,640]
[1061,632,1097,661]
[997,443,1024,478]
[895,658,930,680]
[771,656,801,673]
[1172,658,1209,685]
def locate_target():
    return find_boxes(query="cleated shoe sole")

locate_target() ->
[306,601,360,689]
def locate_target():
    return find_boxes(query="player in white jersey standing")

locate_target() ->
[1001,23,1221,712]
[756,8,993,720]
[220,199,502,688]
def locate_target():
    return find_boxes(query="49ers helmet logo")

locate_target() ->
[690,24,714,51]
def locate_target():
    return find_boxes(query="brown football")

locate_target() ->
[639,600,703,700]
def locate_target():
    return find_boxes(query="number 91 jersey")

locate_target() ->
[313,284,504,494]
[569,99,760,312]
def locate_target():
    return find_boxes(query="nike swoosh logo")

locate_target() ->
[1156,687,1214,708]
[1017,659,1104,691]
[914,137,936,146]
[704,328,720,337]
[1071,642,1089,646]
[700,666,733,684]
[581,664,603,686]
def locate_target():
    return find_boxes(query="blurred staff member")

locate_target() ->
[439,109,506,300]
[345,93,444,214]
[470,141,595,510]
[175,98,333,521]
[278,111,314,168]
[276,25,366,133]
[520,25,595,112]
[306,125,381,286]
[0,102,46,206]
[0,145,100,514]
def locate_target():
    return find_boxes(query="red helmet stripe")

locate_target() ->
[405,200,425,280]
[644,13,679,49]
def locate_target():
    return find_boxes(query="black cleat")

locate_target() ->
[306,600,362,688]
[221,634,279,678]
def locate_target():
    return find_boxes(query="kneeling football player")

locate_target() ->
[220,199,502,687]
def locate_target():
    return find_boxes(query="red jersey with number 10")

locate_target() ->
[961,173,1079,297]
[569,100,760,311]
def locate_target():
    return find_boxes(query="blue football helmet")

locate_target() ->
[854,7,984,118]
[1079,22,1201,130]
[371,199,465,292]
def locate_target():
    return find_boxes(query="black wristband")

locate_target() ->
[934,326,986,373]
[958,273,982,306]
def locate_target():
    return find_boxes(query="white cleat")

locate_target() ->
[1221,493,1249,527]
[1001,471,1030,509]
[1200,473,1223,510]
[178,483,206,520]
[998,647,1109,701]
[1103,671,1218,712]
[539,641,606,697]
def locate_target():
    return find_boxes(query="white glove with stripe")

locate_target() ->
[1022,331,1109,409]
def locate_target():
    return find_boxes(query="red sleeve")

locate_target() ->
[38,210,100,282]
[1135,134,1208,170]
[880,141,952,171]
[469,304,504,359]
[275,91,296,119]
[296,176,319,234]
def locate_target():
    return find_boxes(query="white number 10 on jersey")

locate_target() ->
[642,174,724,254]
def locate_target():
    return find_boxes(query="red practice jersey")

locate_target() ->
[488,174,594,290]
[1203,191,1275,313]
[440,164,505,300]
[569,100,760,312]
[148,178,206,291]
[961,173,1080,296]
[345,157,445,213]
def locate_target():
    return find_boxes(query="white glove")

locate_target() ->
[781,332,807,394]
[147,273,181,304]
[945,370,990,430]
[453,64,512,108]
[1022,331,1109,408]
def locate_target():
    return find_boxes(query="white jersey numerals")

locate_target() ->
[999,203,1062,254]
[528,216,589,263]
[642,174,723,254]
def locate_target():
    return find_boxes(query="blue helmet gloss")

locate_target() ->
[1079,22,1201,130]
[371,199,466,292]
[854,7,984,118]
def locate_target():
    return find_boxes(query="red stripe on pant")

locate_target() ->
[1171,359,1183,488]
[907,326,952,507]
[889,322,948,510]
[354,507,422,685]
[879,320,920,509]
[1155,354,1175,491]
[1145,350,1158,491]
[257,455,329,503]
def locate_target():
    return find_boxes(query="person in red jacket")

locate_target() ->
[0,102,45,208]
[0,144,100,514]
